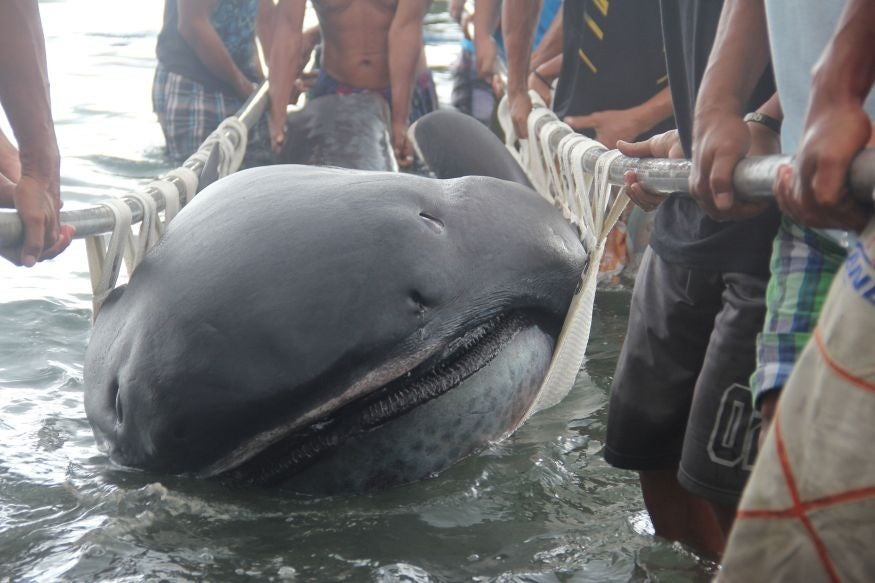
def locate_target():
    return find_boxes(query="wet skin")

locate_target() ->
[84,102,586,492]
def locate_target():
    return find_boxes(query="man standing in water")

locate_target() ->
[153,0,278,164]
[268,0,433,166]
[0,2,74,268]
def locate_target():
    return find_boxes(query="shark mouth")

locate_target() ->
[218,311,541,486]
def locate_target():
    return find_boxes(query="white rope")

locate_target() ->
[497,94,631,417]
[82,114,251,318]
[528,151,629,416]
[124,189,163,272]
[186,116,248,180]
[86,197,133,317]
[163,166,198,213]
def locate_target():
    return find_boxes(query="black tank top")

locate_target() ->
[552,0,674,141]
[156,0,259,95]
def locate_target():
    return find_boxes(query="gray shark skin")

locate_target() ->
[279,92,397,172]
[84,99,586,493]
[409,109,533,188]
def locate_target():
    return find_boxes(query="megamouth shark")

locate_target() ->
[84,94,587,493]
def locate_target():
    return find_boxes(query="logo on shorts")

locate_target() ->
[707,383,760,470]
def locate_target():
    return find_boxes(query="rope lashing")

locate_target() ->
[528,150,629,416]
[186,116,249,180]
[161,166,197,212]
[84,115,250,318]
[497,93,631,417]
[86,197,132,317]
[122,189,160,272]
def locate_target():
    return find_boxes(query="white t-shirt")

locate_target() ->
[765,0,875,245]
[765,0,875,154]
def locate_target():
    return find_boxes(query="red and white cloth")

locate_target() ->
[719,214,875,582]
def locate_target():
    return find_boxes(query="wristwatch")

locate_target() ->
[743,112,781,134]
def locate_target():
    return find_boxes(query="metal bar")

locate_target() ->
[0,82,270,245]
[2,92,872,246]
[540,121,875,202]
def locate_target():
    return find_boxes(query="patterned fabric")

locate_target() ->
[719,216,875,583]
[155,0,259,95]
[409,69,438,123]
[209,0,259,82]
[450,47,497,126]
[309,69,438,123]
[751,216,847,404]
[152,65,269,165]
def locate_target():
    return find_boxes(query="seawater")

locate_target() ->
[0,1,714,580]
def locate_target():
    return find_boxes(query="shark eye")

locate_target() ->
[418,212,445,233]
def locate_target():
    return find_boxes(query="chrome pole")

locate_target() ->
[0,82,270,245]
[2,91,872,246]
[538,121,875,201]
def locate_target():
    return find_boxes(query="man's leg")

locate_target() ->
[605,248,726,554]
[677,269,769,540]
[639,469,727,556]
[749,216,846,441]
[152,66,226,164]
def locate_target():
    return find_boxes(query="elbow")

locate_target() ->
[389,22,421,44]
[176,19,203,45]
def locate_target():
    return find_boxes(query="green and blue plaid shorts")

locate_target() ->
[751,216,847,405]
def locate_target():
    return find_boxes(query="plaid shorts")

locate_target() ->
[450,47,497,126]
[750,216,847,404]
[152,65,269,166]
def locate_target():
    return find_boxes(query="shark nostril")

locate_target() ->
[111,379,123,425]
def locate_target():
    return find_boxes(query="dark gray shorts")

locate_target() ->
[604,248,766,506]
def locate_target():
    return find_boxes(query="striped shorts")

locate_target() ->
[152,65,269,166]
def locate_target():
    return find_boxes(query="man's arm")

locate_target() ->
[177,0,256,100]
[388,0,429,166]
[502,0,542,138]
[526,8,563,106]
[267,0,306,152]
[473,0,501,81]
[529,53,561,106]
[0,1,72,267]
[617,130,685,211]
[256,0,276,75]
[450,0,465,24]
[529,8,563,70]
[0,127,21,183]
[774,0,875,231]
[689,0,773,220]
[564,86,673,148]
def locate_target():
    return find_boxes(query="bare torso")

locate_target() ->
[313,0,399,90]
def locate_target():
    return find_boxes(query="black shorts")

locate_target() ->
[604,248,766,506]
